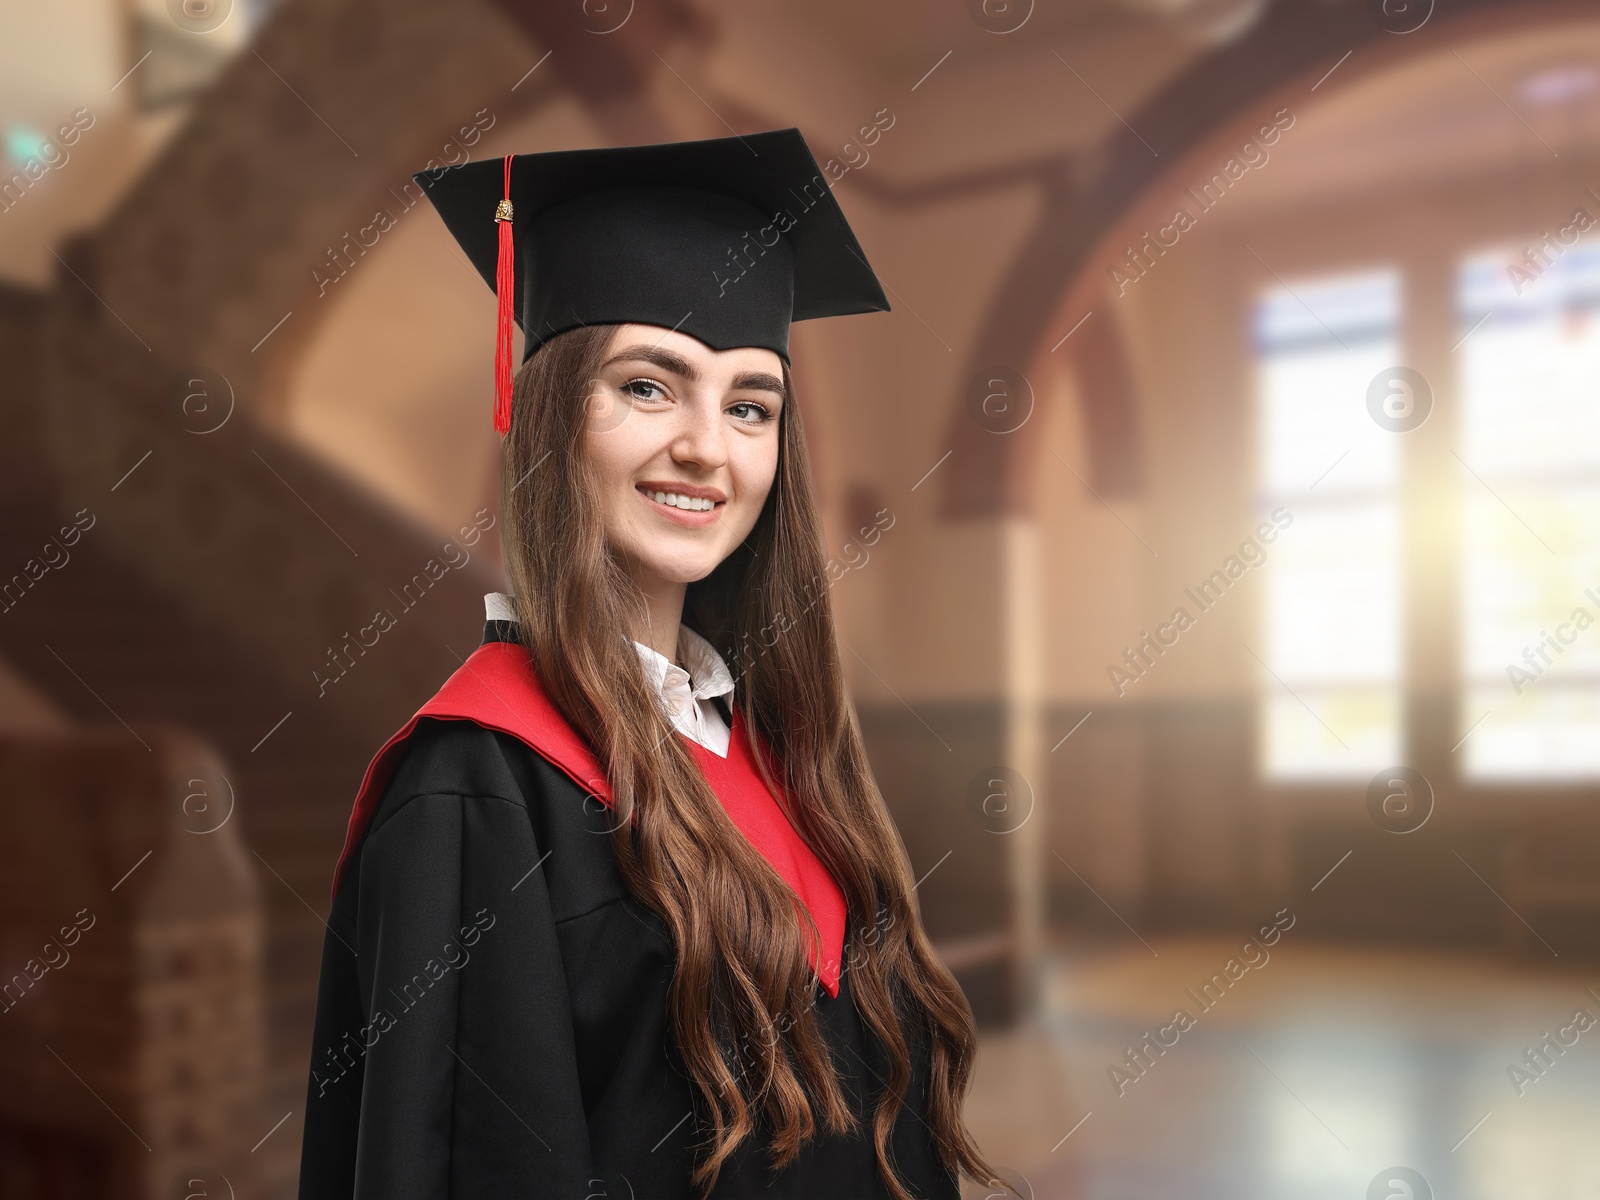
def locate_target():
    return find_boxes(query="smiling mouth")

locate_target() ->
[639,487,719,512]
[635,484,725,523]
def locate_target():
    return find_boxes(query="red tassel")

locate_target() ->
[492,154,516,437]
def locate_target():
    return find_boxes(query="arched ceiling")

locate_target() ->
[936,0,1595,517]
[17,0,1594,533]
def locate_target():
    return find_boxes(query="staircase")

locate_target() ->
[1,257,503,1195]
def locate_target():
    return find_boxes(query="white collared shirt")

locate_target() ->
[485,591,734,757]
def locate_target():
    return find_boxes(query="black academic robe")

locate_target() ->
[297,622,960,1199]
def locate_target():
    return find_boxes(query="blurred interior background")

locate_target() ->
[3,0,1600,1196]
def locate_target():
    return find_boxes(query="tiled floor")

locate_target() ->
[961,936,1600,1199]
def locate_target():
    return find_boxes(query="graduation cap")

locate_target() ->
[412,127,892,436]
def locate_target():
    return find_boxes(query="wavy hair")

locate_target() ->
[499,323,1001,1198]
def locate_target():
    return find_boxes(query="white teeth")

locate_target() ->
[647,490,713,511]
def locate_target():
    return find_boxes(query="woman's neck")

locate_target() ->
[629,569,687,666]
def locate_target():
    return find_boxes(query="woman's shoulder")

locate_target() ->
[367,715,606,842]
[354,715,628,920]
[380,716,523,803]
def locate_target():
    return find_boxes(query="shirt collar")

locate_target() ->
[485,591,734,701]
[631,624,735,702]
[484,590,517,623]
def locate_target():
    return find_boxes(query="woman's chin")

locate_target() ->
[627,549,728,587]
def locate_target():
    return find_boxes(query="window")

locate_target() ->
[1254,268,1404,779]
[1457,244,1600,779]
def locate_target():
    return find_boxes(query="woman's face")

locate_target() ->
[584,324,784,588]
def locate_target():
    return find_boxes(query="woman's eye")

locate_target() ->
[729,400,775,423]
[621,378,666,402]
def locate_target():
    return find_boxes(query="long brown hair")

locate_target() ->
[500,324,1001,1198]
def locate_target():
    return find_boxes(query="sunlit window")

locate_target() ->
[1457,244,1600,779]
[1254,268,1403,779]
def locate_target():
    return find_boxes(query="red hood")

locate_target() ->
[330,638,846,996]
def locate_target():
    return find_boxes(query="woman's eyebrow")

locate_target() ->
[603,345,696,379]
[731,371,786,401]
[602,345,785,402]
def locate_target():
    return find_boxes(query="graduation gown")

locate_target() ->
[297,620,960,1199]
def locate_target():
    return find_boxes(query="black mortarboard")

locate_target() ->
[411,127,891,436]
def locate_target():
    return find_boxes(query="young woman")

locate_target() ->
[298,131,1001,1199]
